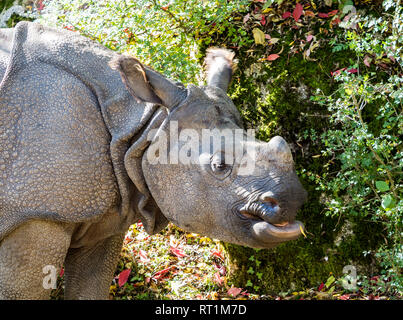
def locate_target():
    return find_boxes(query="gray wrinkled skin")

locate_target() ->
[0,22,307,299]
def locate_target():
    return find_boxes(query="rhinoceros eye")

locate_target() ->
[210,152,232,179]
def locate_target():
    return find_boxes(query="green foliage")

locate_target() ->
[313,0,402,292]
[39,0,249,83]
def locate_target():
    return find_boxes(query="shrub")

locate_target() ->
[313,0,402,292]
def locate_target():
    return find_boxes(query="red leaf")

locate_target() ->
[267,54,280,61]
[118,269,131,287]
[328,10,338,16]
[138,249,150,263]
[37,0,45,12]
[161,6,169,11]
[261,15,266,26]
[211,250,224,260]
[282,11,291,19]
[318,13,329,18]
[364,56,371,67]
[59,267,64,277]
[331,17,341,25]
[293,3,303,22]
[170,247,187,258]
[153,267,175,281]
[318,282,324,291]
[219,265,227,276]
[331,68,346,76]
[213,272,223,286]
[347,68,358,73]
[306,34,313,42]
[228,287,242,298]
[339,294,351,300]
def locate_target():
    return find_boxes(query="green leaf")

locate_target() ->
[381,195,396,210]
[325,275,335,288]
[375,181,389,192]
[247,267,255,275]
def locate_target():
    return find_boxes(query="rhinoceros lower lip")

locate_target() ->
[238,207,303,241]
[251,220,304,242]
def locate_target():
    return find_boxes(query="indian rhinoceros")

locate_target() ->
[0,22,307,299]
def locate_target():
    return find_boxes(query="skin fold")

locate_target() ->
[0,22,306,299]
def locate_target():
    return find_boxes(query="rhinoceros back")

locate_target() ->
[0,22,135,240]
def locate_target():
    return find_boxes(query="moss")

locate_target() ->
[200,7,386,293]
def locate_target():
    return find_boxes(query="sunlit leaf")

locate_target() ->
[292,3,303,22]
[252,28,266,45]
[267,54,280,61]
[118,269,131,287]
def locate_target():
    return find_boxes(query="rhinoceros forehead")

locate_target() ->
[174,84,242,128]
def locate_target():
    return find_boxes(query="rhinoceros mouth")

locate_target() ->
[237,201,304,242]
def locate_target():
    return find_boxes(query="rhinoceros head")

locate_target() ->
[110,48,307,249]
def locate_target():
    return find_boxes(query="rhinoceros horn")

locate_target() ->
[109,55,187,109]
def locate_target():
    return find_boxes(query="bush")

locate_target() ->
[314,0,402,292]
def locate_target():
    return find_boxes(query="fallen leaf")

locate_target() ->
[293,3,303,21]
[261,15,266,26]
[118,269,131,287]
[282,11,291,19]
[213,272,223,286]
[269,37,280,45]
[211,250,225,260]
[306,34,313,42]
[339,294,351,300]
[228,287,243,298]
[170,247,187,258]
[304,10,315,17]
[267,54,280,61]
[318,13,329,18]
[243,13,250,24]
[138,249,150,263]
[347,68,358,73]
[59,267,64,277]
[37,0,45,11]
[318,282,324,291]
[153,267,175,281]
[252,28,266,45]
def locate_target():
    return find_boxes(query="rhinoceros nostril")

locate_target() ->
[259,192,279,208]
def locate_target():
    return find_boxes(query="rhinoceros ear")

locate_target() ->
[204,48,236,92]
[109,55,187,109]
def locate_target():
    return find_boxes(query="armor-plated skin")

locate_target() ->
[0,22,306,299]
